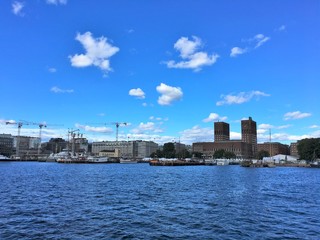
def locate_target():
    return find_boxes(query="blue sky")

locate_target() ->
[1,0,319,145]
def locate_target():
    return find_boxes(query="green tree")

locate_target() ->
[163,142,176,158]
[257,150,270,160]
[297,138,320,161]
[150,149,163,158]
[176,149,191,159]
[192,151,203,158]
[213,149,225,159]
[224,151,236,159]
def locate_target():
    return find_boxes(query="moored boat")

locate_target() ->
[120,158,138,164]
[0,154,11,161]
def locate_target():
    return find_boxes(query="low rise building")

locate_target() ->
[0,134,14,157]
[257,142,290,156]
[193,140,252,159]
[92,140,158,158]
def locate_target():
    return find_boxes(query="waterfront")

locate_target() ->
[0,162,319,239]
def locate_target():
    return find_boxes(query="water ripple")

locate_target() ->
[0,163,320,239]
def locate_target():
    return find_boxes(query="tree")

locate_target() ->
[177,149,191,159]
[257,150,270,160]
[163,142,176,158]
[224,151,236,159]
[297,138,320,161]
[192,151,203,158]
[213,149,225,159]
[150,149,163,158]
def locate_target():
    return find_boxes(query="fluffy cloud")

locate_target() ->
[131,122,163,134]
[69,32,119,74]
[50,86,74,93]
[230,47,247,57]
[203,113,227,123]
[75,123,113,133]
[166,36,219,71]
[12,1,24,16]
[156,83,183,106]
[284,111,312,120]
[129,88,145,99]
[309,125,320,129]
[46,0,67,4]
[216,90,270,106]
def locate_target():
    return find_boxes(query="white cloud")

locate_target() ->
[284,111,312,120]
[217,90,270,106]
[180,125,214,143]
[50,86,74,93]
[12,1,24,16]
[75,123,113,133]
[310,125,320,129]
[46,0,67,5]
[129,88,145,99]
[231,33,270,57]
[69,32,119,74]
[203,113,227,123]
[230,47,247,57]
[165,36,219,71]
[156,83,183,106]
[131,122,163,134]
[254,34,270,48]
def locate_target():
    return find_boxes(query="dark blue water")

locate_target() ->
[0,162,319,239]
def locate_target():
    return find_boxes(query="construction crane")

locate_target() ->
[111,122,127,142]
[5,120,30,158]
[31,122,59,155]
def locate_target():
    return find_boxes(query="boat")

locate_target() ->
[0,154,11,161]
[120,158,138,164]
[87,156,110,163]
[310,161,320,168]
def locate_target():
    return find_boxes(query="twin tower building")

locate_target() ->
[193,117,257,159]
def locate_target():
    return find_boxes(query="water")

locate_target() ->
[0,162,319,239]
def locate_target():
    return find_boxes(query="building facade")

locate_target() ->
[193,141,252,159]
[214,122,230,142]
[241,117,257,156]
[92,140,158,158]
[290,142,299,157]
[257,142,290,156]
[0,134,14,157]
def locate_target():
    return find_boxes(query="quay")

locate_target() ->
[149,159,204,166]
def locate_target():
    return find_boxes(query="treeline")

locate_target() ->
[297,138,320,161]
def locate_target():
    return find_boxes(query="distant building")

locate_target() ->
[192,116,257,159]
[214,122,230,142]
[257,142,290,156]
[99,149,120,158]
[45,138,68,154]
[0,134,14,157]
[241,117,257,156]
[92,140,158,158]
[290,142,299,157]
[193,140,252,159]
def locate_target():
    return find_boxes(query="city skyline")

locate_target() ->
[1,0,319,145]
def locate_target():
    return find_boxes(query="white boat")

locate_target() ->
[87,156,109,163]
[216,158,230,166]
[120,158,137,164]
[0,154,10,161]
